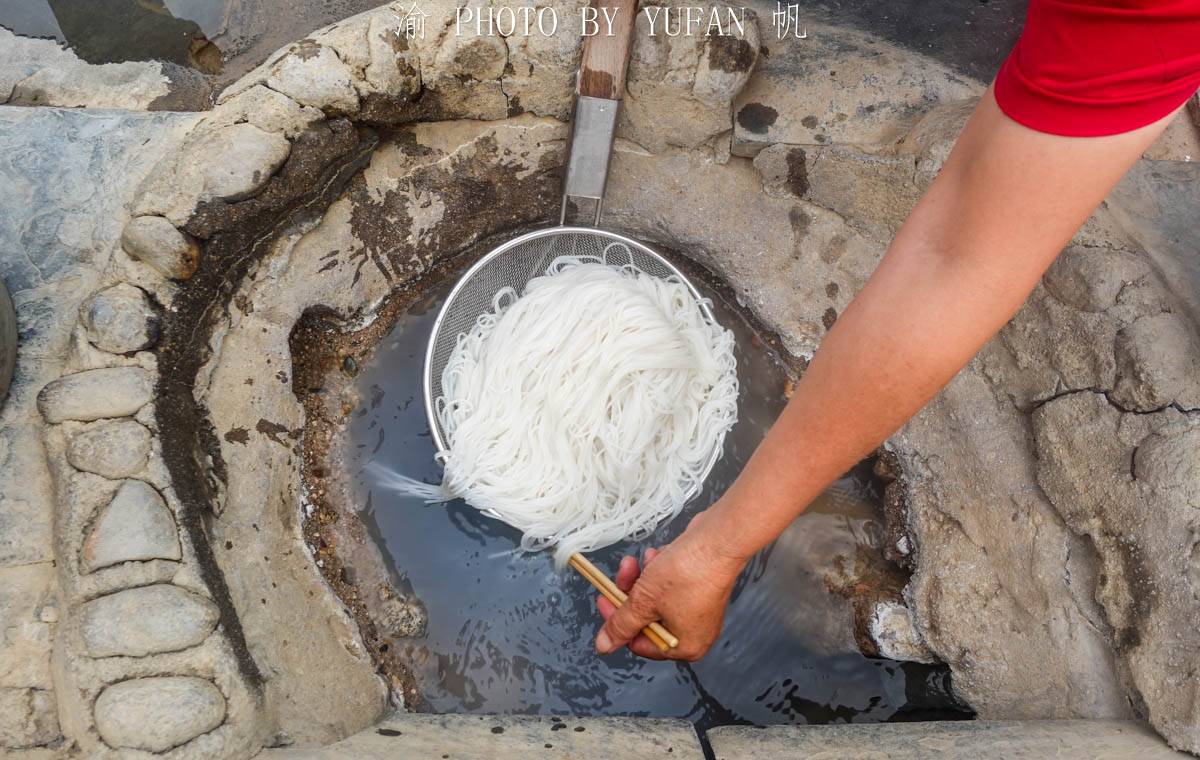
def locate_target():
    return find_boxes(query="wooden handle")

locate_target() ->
[569,553,678,653]
[578,0,639,99]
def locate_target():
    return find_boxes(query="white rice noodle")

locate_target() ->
[372,251,739,566]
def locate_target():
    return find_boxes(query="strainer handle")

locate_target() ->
[578,0,639,100]
[561,0,641,226]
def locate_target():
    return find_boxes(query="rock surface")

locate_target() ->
[0,28,210,111]
[708,720,1188,759]
[869,601,937,664]
[1110,313,1200,412]
[94,676,226,752]
[120,215,201,280]
[36,367,153,423]
[0,564,56,696]
[731,23,981,156]
[267,42,361,115]
[621,7,761,152]
[80,479,181,572]
[197,124,292,202]
[80,283,160,354]
[3,2,1199,757]
[0,688,61,749]
[81,584,219,657]
[262,714,703,759]
[0,105,195,755]
[65,419,152,478]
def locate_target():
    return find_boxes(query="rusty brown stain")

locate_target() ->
[578,69,616,99]
[705,36,755,73]
[255,418,293,445]
[785,147,809,197]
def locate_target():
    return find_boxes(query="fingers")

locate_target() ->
[595,584,658,655]
[615,555,640,593]
[643,547,660,565]
[595,597,667,660]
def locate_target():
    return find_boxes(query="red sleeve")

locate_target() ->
[994,0,1200,136]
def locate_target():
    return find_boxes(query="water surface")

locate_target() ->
[346,271,962,729]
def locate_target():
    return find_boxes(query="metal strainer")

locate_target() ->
[423,227,715,455]
[418,0,720,652]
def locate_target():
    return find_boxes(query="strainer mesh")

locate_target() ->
[425,227,704,452]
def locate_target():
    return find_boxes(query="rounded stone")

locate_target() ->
[81,584,219,657]
[1133,421,1200,492]
[66,419,151,478]
[868,601,938,664]
[196,123,291,202]
[36,367,153,423]
[81,479,181,573]
[1042,246,1148,313]
[120,215,200,280]
[1111,314,1200,411]
[80,283,159,354]
[94,676,225,752]
[266,43,359,114]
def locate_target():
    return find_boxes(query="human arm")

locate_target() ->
[594,87,1179,660]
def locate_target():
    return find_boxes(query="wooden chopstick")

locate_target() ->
[568,552,679,653]
[569,555,672,653]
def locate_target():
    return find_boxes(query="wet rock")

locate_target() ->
[378,594,427,638]
[731,24,980,156]
[81,584,219,657]
[0,688,60,749]
[621,8,760,152]
[36,367,153,423]
[196,123,292,202]
[362,14,421,102]
[94,676,226,752]
[66,420,152,479]
[0,28,173,110]
[120,215,201,280]
[868,601,937,664]
[80,479,181,573]
[267,43,360,115]
[412,11,509,120]
[1042,247,1150,313]
[317,12,421,112]
[1111,313,1200,411]
[80,284,160,355]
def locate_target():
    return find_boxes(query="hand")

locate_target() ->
[593,511,748,661]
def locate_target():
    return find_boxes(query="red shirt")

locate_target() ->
[994,0,1200,135]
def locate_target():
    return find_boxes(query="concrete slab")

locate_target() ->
[707,720,1188,759]
[263,714,704,760]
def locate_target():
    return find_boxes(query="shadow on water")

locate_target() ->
[344,270,970,728]
[0,0,222,72]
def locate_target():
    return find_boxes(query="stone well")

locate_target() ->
[5,1,1200,758]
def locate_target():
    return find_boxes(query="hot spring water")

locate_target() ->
[344,273,964,729]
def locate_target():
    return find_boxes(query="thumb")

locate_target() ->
[596,588,656,654]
